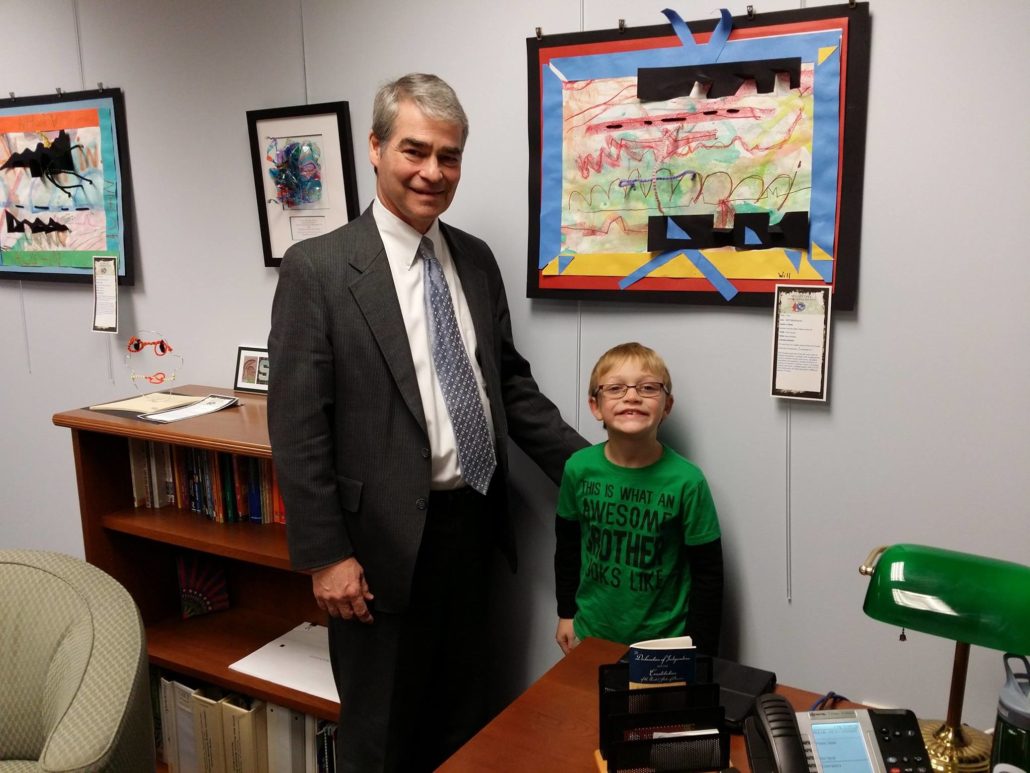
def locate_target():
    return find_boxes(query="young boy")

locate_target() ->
[555,342,723,655]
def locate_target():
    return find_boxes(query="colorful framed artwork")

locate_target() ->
[247,102,359,267]
[234,346,269,393]
[0,88,135,284]
[526,4,870,309]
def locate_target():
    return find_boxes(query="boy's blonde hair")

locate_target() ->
[588,342,672,396]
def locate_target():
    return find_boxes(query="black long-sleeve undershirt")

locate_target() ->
[554,517,582,619]
[683,538,723,657]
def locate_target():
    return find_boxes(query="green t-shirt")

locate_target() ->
[557,443,720,645]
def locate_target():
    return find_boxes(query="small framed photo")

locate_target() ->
[234,346,270,393]
[246,101,359,267]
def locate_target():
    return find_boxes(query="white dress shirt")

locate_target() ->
[373,198,495,490]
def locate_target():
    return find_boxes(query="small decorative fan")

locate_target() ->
[176,553,229,619]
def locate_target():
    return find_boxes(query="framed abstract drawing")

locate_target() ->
[0,88,135,284]
[526,4,870,309]
[247,102,360,267]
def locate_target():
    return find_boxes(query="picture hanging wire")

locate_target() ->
[299,0,309,105]
[785,399,793,602]
[73,0,86,91]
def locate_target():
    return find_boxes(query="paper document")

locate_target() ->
[228,623,339,703]
[90,392,203,413]
[92,256,118,332]
[771,285,831,401]
[138,394,238,423]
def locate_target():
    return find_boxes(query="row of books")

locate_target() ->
[129,440,286,524]
[156,672,337,773]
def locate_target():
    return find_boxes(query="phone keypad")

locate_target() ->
[871,709,929,773]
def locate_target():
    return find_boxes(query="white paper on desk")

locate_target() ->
[138,394,238,423]
[228,622,339,703]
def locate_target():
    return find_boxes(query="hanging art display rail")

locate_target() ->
[0,88,135,284]
[526,4,870,309]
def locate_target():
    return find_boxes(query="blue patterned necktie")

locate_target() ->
[420,236,497,495]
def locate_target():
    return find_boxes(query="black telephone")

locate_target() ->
[744,693,931,773]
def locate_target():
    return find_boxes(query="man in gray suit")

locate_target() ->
[268,73,586,772]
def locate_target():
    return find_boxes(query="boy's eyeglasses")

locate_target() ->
[594,382,668,399]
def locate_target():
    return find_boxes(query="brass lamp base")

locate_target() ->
[919,719,994,773]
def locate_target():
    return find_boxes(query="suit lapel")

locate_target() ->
[348,210,427,433]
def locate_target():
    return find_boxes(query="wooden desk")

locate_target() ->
[439,637,834,773]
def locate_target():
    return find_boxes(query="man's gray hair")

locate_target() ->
[371,73,469,148]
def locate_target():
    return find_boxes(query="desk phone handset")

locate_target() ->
[746,694,810,773]
[744,693,931,773]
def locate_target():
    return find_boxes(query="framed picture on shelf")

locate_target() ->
[234,346,269,393]
[247,101,360,267]
[0,88,135,284]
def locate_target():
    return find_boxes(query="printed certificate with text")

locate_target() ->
[771,285,831,401]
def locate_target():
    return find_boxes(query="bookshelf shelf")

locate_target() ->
[53,385,338,749]
[52,385,273,457]
[102,509,293,569]
[147,608,338,722]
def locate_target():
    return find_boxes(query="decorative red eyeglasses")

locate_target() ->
[127,336,174,356]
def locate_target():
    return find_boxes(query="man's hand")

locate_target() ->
[556,618,579,655]
[312,557,375,623]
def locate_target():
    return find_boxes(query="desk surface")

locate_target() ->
[439,637,840,773]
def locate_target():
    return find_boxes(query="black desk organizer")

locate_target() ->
[599,661,731,772]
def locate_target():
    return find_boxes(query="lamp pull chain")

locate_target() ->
[899,628,907,641]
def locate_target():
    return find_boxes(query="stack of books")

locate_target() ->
[128,439,286,524]
[156,673,338,773]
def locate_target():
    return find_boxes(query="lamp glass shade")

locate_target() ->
[862,544,1030,654]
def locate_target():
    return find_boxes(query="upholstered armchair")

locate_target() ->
[0,550,155,772]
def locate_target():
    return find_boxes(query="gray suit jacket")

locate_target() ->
[268,207,586,612]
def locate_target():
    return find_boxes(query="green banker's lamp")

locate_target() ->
[860,544,1030,773]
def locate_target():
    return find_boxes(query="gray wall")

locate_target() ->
[2,0,1027,732]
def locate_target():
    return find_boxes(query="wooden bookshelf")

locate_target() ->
[53,385,337,733]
